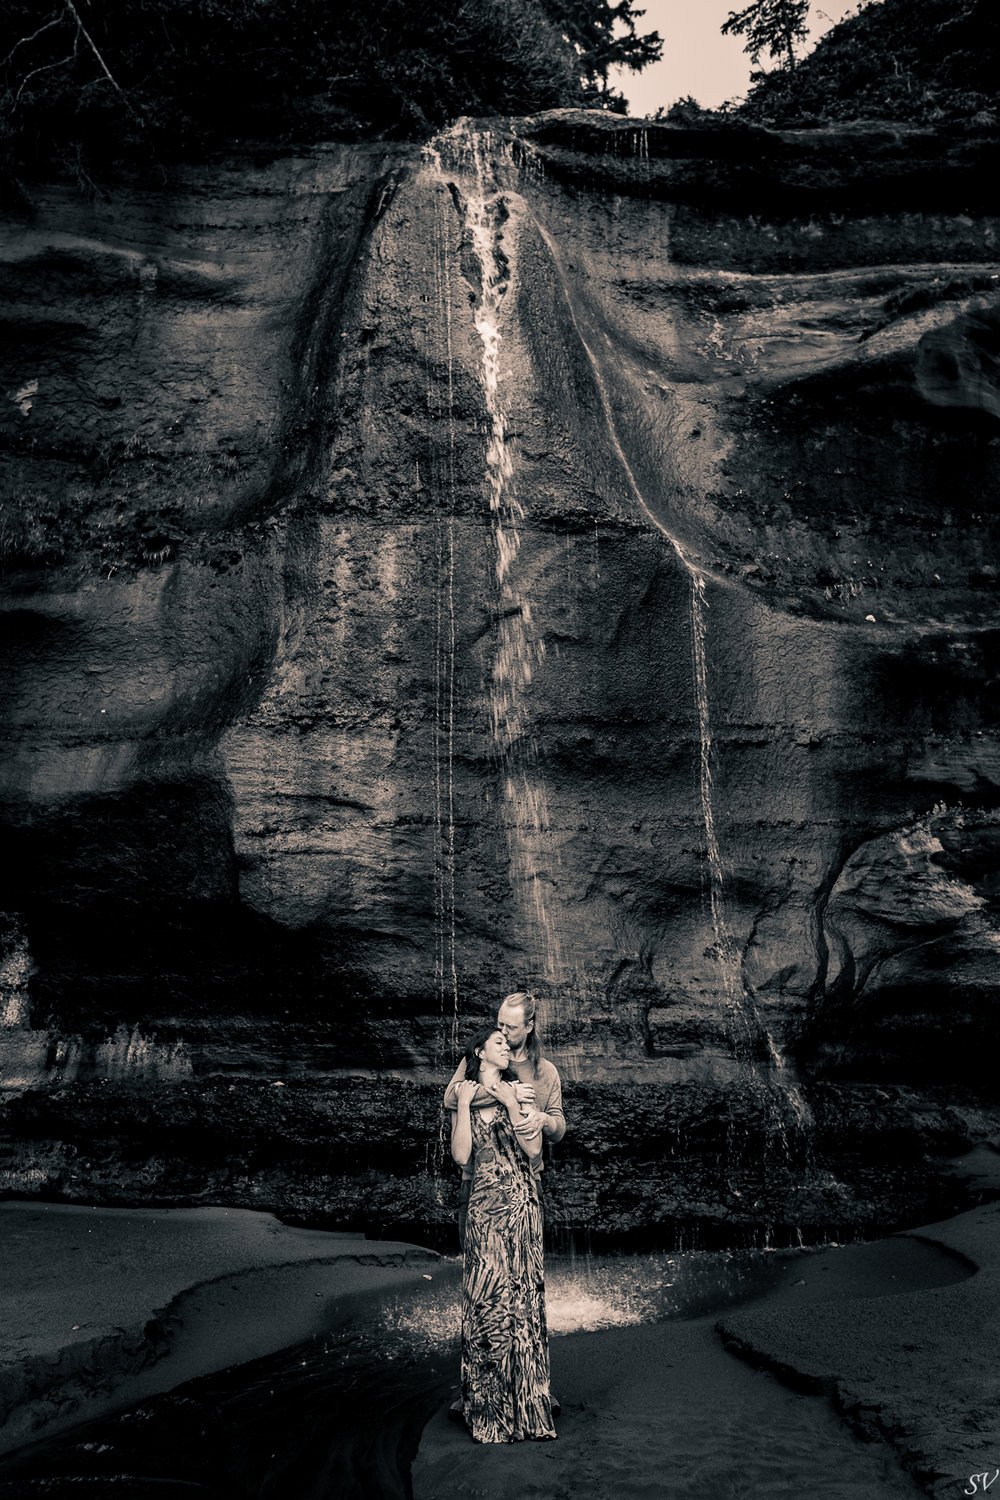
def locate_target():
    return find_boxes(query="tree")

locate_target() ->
[0,0,663,173]
[539,0,663,102]
[735,0,1000,127]
[721,0,810,71]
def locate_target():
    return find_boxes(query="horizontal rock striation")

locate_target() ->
[1,115,999,1240]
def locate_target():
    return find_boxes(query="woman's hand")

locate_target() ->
[489,1078,521,1114]
[455,1079,478,1108]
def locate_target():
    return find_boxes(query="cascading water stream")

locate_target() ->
[427,125,809,1180]
[419,149,464,1202]
[428,129,570,1041]
[427,177,460,1061]
[688,571,813,1176]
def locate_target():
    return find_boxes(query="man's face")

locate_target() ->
[497,1001,529,1051]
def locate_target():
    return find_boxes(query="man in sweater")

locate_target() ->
[443,989,566,1422]
[442,990,566,1248]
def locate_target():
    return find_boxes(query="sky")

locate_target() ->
[609,0,862,117]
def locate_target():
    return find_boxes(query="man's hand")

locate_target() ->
[513,1105,546,1138]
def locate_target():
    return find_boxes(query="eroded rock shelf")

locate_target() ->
[1,114,998,1241]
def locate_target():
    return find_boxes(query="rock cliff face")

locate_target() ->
[1,116,999,1243]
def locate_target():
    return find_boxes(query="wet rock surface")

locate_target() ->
[1,115,999,1238]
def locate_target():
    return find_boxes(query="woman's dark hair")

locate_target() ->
[501,991,542,1078]
[463,1026,517,1084]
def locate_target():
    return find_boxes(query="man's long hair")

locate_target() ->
[504,990,542,1078]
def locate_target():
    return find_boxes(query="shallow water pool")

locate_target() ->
[0,1238,969,1499]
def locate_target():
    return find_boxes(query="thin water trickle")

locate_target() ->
[524,201,811,1162]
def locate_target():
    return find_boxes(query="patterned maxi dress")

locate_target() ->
[461,1105,556,1443]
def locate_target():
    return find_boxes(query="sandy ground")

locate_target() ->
[720,1200,1000,1498]
[0,1200,438,1455]
[414,1208,1000,1500]
[2,1193,999,1498]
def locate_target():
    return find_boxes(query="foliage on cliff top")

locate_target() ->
[721,0,810,72]
[735,0,1000,126]
[0,0,661,175]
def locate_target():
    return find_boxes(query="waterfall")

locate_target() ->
[689,575,813,1158]
[689,573,792,1077]
[688,570,757,1055]
[424,129,811,1174]
[429,130,568,1037]
[427,167,460,1060]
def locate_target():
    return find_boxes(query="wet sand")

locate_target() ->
[0,1200,439,1455]
[415,1217,1000,1500]
[418,1316,922,1500]
[2,1199,999,1497]
[719,1201,1000,1497]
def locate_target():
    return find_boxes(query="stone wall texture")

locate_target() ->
[2,114,999,1244]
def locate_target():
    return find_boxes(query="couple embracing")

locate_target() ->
[442,992,566,1444]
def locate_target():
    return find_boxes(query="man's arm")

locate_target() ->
[537,1062,566,1144]
[442,1060,499,1113]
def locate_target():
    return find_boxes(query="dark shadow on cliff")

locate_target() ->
[0,779,414,1065]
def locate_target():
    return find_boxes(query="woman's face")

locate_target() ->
[477,1030,511,1070]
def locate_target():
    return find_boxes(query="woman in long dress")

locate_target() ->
[450,1026,556,1444]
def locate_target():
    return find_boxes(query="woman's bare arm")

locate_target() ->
[450,1083,476,1167]
[443,1067,500,1114]
[487,1078,543,1163]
